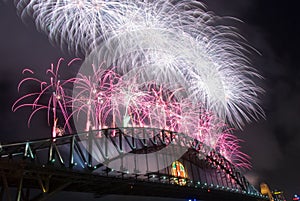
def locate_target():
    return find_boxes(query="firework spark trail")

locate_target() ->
[12,58,76,137]
[72,65,188,134]
[71,64,120,131]
[72,67,173,131]
[216,133,252,170]
[14,0,139,55]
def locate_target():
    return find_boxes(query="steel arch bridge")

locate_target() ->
[0,127,267,201]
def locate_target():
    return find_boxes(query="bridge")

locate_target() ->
[0,127,268,201]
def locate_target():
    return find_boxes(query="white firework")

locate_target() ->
[14,0,264,128]
[92,0,263,128]
[14,0,138,54]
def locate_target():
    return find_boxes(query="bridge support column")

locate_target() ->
[16,175,23,201]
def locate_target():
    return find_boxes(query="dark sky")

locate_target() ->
[0,0,299,200]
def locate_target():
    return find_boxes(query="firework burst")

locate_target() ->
[14,0,264,128]
[14,0,138,55]
[12,58,77,137]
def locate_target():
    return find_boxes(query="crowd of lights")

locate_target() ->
[12,0,264,169]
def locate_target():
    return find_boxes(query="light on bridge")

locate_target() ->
[293,194,300,201]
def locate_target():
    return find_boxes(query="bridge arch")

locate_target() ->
[0,127,266,201]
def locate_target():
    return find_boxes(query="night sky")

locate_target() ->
[0,0,299,200]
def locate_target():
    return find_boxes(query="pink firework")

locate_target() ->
[12,58,79,138]
[14,58,251,169]
[71,63,123,131]
[216,133,251,170]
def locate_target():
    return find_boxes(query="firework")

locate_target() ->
[14,0,138,55]
[13,57,251,168]
[13,0,263,128]
[12,58,77,137]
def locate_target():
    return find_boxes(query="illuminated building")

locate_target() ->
[171,161,188,186]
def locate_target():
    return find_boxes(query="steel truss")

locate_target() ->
[0,127,267,201]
